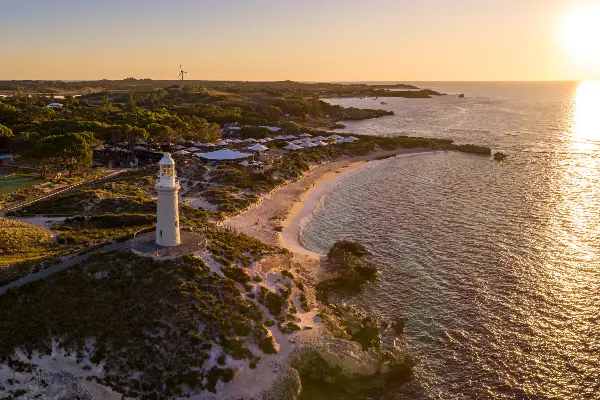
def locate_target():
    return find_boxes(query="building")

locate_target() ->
[0,154,14,165]
[194,149,253,165]
[156,153,181,247]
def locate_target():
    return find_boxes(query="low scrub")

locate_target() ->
[0,217,60,282]
[0,252,276,397]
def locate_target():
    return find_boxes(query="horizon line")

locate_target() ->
[0,79,587,83]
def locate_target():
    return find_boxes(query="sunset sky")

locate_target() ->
[1,0,599,81]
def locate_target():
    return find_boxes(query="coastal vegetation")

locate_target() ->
[0,79,503,399]
[23,131,97,177]
[51,214,154,245]
[0,80,422,100]
[0,217,55,270]
[0,251,281,397]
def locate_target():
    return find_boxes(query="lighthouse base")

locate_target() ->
[130,231,206,260]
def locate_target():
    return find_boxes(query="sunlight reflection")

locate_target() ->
[572,80,600,145]
[557,81,600,269]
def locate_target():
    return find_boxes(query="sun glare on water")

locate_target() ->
[572,80,600,145]
[562,4,600,67]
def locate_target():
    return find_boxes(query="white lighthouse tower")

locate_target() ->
[156,153,181,247]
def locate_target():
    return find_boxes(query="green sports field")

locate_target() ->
[0,175,42,194]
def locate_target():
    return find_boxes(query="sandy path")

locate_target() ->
[224,148,434,263]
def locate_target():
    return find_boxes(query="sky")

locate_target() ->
[0,0,598,81]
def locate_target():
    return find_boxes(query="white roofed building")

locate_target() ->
[247,144,269,152]
[195,149,253,162]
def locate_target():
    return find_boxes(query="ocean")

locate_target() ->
[302,82,600,399]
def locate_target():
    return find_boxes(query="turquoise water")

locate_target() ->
[303,82,600,399]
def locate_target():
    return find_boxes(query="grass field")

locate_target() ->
[0,217,57,284]
[0,175,43,194]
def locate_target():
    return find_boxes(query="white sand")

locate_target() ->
[0,338,120,400]
[225,148,434,262]
[183,196,218,211]
[1,150,435,399]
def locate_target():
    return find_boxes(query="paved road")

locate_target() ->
[0,169,125,216]
[0,241,129,295]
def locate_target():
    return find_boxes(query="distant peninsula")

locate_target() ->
[367,83,420,89]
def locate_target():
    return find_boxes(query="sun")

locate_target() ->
[562,4,600,66]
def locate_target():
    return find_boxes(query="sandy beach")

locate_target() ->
[224,147,435,264]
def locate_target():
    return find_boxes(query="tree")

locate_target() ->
[122,125,149,150]
[127,91,136,111]
[261,105,283,123]
[146,123,181,144]
[56,132,96,177]
[0,123,14,152]
[0,103,20,125]
[179,116,221,143]
[101,124,149,148]
[64,95,78,107]
[311,94,322,118]
[24,132,96,177]
[22,139,57,178]
[0,124,13,138]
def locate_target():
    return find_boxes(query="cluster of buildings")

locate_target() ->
[93,127,359,168]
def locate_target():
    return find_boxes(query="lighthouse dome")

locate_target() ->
[160,153,175,165]
[158,153,177,185]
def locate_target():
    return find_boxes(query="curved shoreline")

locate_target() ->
[278,160,369,259]
[279,150,437,260]
[224,148,436,264]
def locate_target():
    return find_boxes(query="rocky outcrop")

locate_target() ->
[453,144,492,156]
[392,317,406,336]
[316,241,378,302]
[254,362,301,400]
[290,338,413,398]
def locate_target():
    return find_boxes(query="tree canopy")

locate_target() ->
[0,123,13,138]
[24,132,96,177]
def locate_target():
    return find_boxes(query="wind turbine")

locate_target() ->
[178,65,187,81]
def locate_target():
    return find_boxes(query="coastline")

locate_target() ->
[219,147,436,398]
[224,147,435,263]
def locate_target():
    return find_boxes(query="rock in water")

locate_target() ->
[392,317,406,336]
[317,241,378,301]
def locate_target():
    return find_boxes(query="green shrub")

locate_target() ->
[279,322,301,334]
[259,336,277,354]
[222,266,252,284]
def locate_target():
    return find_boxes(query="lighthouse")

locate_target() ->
[156,153,181,247]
